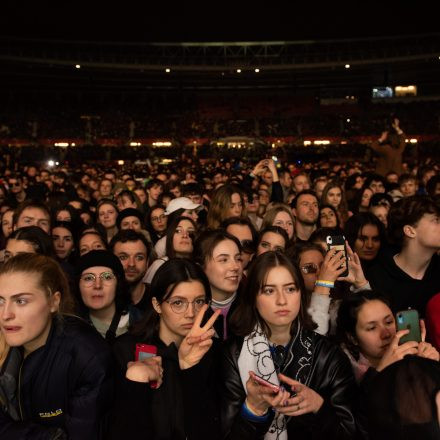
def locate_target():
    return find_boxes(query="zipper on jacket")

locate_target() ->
[18,360,24,420]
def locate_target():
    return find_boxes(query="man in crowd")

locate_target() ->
[291,189,319,242]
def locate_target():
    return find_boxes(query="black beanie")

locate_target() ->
[76,249,124,279]
[116,208,144,229]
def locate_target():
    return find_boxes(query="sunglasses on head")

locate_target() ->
[300,263,319,274]
[240,239,256,254]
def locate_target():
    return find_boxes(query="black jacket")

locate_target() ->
[109,332,221,440]
[221,330,358,440]
[0,316,114,440]
[366,252,440,317]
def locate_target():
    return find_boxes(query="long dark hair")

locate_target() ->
[165,216,197,258]
[131,258,212,341]
[230,251,315,338]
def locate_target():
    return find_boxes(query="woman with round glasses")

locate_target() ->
[75,250,140,342]
[221,251,357,439]
[109,259,221,440]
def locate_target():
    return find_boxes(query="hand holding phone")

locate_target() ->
[135,344,159,388]
[396,309,421,345]
[249,371,280,393]
[326,235,349,277]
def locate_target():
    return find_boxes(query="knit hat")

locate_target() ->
[116,208,144,229]
[76,249,124,279]
[164,197,201,216]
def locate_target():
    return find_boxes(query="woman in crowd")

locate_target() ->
[194,230,243,341]
[52,220,77,264]
[350,186,373,214]
[145,204,168,244]
[256,226,288,256]
[109,259,221,440]
[0,253,113,439]
[3,226,56,262]
[221,251,357,439]
[261,205,295,249]
[336,290,439,383]
[0,209,14,261]
[318,204,340,229]
[144,216,197,284]
[75,250,140,342]
[343,212,386,271]
[207,184,246,230]
[97,198,119,243]
[78,229,108,256]
[321,181,351,227]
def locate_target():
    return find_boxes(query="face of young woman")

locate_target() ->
[172,219,195,256]
[204,239,242,301]
[257,232,285,256]
[117,195,137,211]
[228,193,243,218]
[273,211,294,239]
[256,266,301,334]
[1,211,14,238]
[298,249,324,292]
[79,266,117,312]
[52,226,74,260]
[4,239,36,262]
[326,187,342,209]
[354,224,381,261]
[79,234,106,256]
[355,300,396,366]
[320,207,338,228]
[0,271,60,355]
[150,208,167,232]
[361,189,373,208]
[154,280,206,344]
[98,204,117,229]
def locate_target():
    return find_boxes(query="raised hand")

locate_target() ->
[376,330,419,372]
[178,305,220,370]
[338,242,368,288]
[418,319,440,361]
[273,374,324,416]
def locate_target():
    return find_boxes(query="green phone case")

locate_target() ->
[396,309,421,345]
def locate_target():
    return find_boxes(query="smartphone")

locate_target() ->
[251,374,280,393]
[135,343,157,361]
[326,235,348,277]
[396,309,421,345]
[135,344,158,388]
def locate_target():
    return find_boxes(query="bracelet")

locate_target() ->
[315,280,335,288]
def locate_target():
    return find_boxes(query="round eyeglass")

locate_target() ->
[164,297,210,314]
[80,271,116,285]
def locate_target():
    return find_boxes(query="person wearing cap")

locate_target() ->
[154,197,202,258]
[74,250,142,343]
[116,208,144,233]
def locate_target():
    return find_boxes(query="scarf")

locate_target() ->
[238,324,314,440]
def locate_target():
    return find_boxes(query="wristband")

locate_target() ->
[315,280,335,288]
[241,400,270,422]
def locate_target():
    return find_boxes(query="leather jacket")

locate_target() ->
[221,329,358,439]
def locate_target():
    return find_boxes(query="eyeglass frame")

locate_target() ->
[163,297,211,314]
[80,271,117,285]
[151,214,166,223]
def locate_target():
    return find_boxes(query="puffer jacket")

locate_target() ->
[221,329,358,440]
[0,316,114,440]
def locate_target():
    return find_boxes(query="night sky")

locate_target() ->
[1,1,438,42]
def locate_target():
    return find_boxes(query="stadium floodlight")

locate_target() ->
[255,68,260,73]
[345,64,350,69]
[75,64,81,69]
[165,68,171,73]
[236,69,242,73]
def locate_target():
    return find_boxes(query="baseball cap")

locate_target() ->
[164,197,201,215]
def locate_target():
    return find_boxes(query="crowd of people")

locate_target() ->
[0,118,439,439]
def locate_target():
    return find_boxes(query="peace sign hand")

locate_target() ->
[178,305,221,370]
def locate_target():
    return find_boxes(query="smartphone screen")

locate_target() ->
[135,344,157,361]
